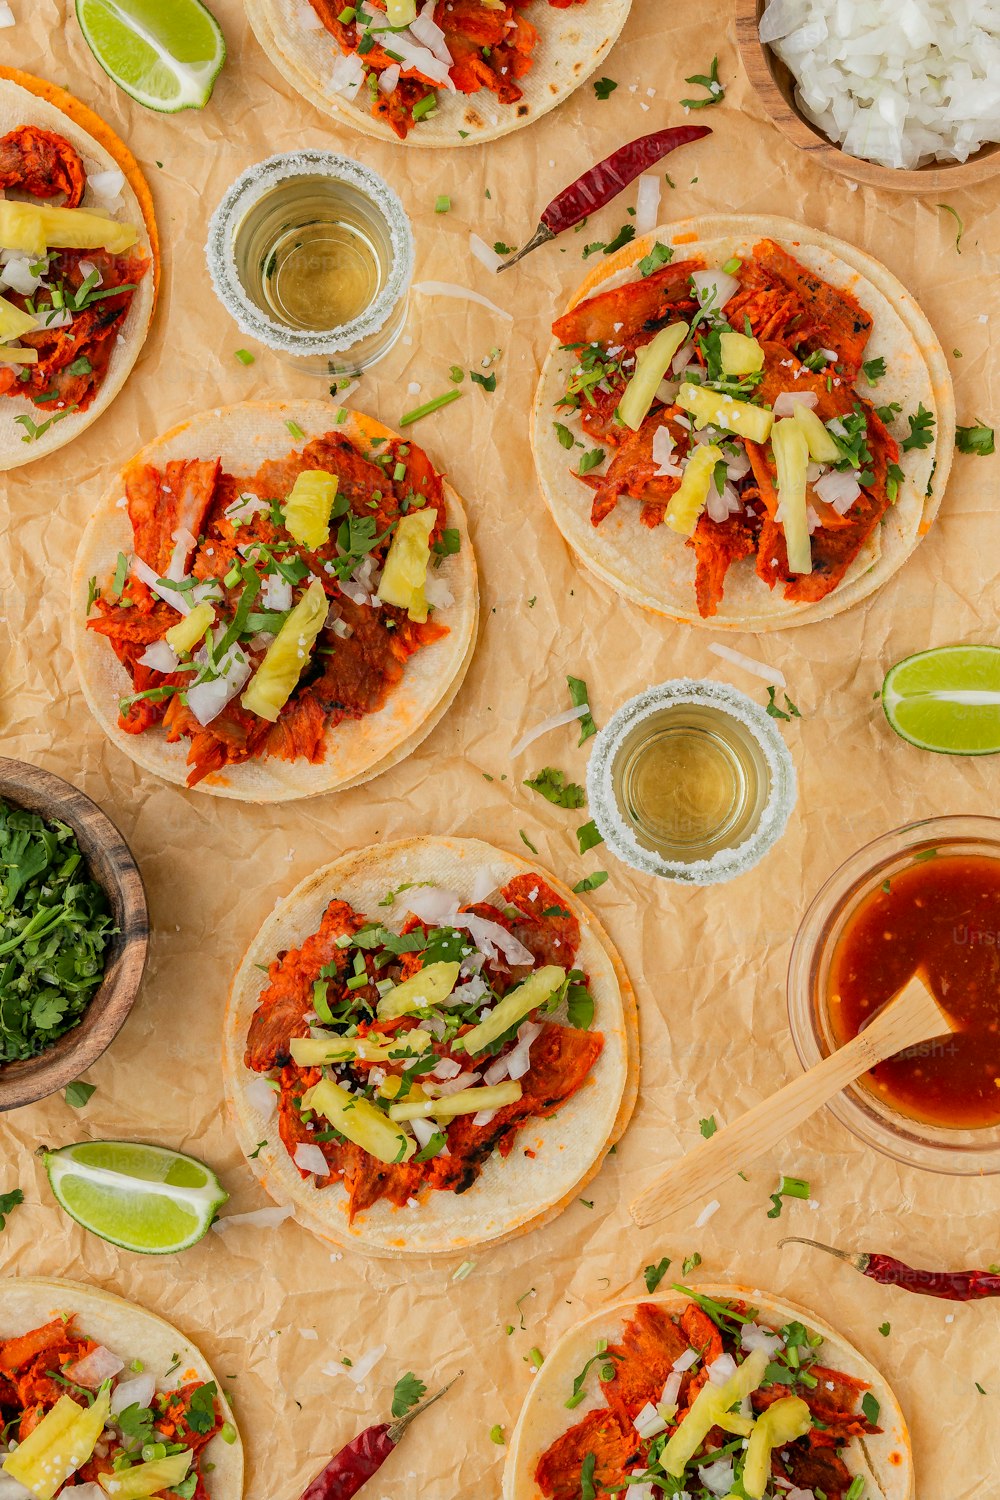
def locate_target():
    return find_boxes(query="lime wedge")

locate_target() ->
[44,1141,228,1254]
[882,645,1000,755]
[75,0,226,113]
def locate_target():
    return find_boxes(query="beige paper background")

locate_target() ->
[1,2,998,1495]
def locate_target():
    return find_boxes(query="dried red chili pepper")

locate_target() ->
[782,1237,1000,1302]
[298,1376,461,1499]
[498,125,712,271]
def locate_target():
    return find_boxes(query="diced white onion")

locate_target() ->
[773,390,819,417]
[378,64,401,93]
[432,1070,480,1096]
[694,1197,720,1228]
[186,644,251,727]
[472,1107,498,1127]
[652,424,683,478]
[0,254,43,295]
[634,174,661,236]
[707,1353,738,1387]
[505,1020,542,1080]
[469,233,503,275]
[324,1343,386,1384]
[708,642,787,687]
[699,1458,736,1496]
[726,448,751,481]
[413,280,514,322]
[410,1116,440,1149]
[672,342,697,376]
[430,1056,464,1081]
[66,1345,125,1388]
[673,1347,699,1373]
[403,885,461,926]
[741,1321,786,1357]
[705,480,742,523]
[138,639,180,674]
[87,168,126,208]
[458,913,535,967]
[0,3,15,27]
[483,1053,511,1085]
[661,1371,683,1406]
[110,1372,157,1417]
[470,868,497,906]
[293,1143,330,1177]
[410,0,454,64]
[632,1401,668,1439]
[213,1203,295,1233]
[37,304,72,329]
[329,50,365,95]
[690,269,740,319]
[131,557,190,615]
[424,574,454,609]
[165,526,197,583]
[814,468,862,513]
[446,975,488,1008]
[511,702,588,757]
[263,573,293,611]
[244,1075,278,1117]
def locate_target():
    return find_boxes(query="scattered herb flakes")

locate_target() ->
[644,1257,671,1292]
[524,767,585,809]
[567,675,597,743]
[492,240,514,256]
[878,1321,891,1337]
[248,1140,267,1159]
[937,202,964,253]
[0,1188,23,1231]
[578,447,606,475]
[699,1115,718,1139]
[553,421,575,450]
[515,1288,535,1330]
[681,1251,702,1275]
[582,241,606,259]
[235,349,255,366]
[401,389,462,427]
[579,1197,594,1209]
[572,871,608,894]
[576,820,604,856]
[471,370,497,392]
[434,195,451,214]
[901,403,936,453]
[593,76,618,99]
[489,1424,506,1444]
[527,1346,544,1370]
[580,1451,597,1500]
[449,365,465,384]
[638,241,673,278]
[886,460,905,503]
[913,847,938,863]
[861,356,886,385]
[861,1391,881,1426]
[603,224,636,256]
[64,1081,96,1109]
[519,829,539,855]
[765,687,801,720]
[391,1372,427,1418]
[767,1174,810,1218]
[976,1381,987,1395]
[0,803,115,1062]
[681,55,724,109]
[285,419,306,440]
[957,422,995,456]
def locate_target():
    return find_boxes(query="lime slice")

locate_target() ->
[882,645,1000,755]
[75,0,226,113]
[44,1141,228,1254]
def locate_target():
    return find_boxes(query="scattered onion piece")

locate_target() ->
[708,642,787,688]
[412,280,514,322]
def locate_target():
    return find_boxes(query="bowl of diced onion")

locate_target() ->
[736,0,1000,192]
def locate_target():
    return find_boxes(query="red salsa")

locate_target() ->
[829,853,1000,1128]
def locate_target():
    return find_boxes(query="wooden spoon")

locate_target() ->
[630,975,954,1229]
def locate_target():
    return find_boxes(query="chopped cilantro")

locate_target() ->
[699,1115,717,1139]
[638,241,673,277]
[901,403,935,452]
[578,447,605,474]
[576,820,604,855]
[681,55,724,108]
[644,1257,671,1292]
[593,76,618,99]
[524,767,585,809]
[957,422,995,456]
[572,871,608,894]
[765,687,801,720]
[603,224,636,256]
[64,1081,96,1108]
[553,421,575,450]
[519,829,539,855]
[391,1372,427,1418]
[682,1252,702,1275]
[471,370,497,392]
[938,202,964,252]
[567,675,597,742]
[0,1189,23,1231]
[878,1321,891,1337]
[862,356,887,384]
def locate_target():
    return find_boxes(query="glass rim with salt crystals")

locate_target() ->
[586,678,797,886]
[204,150,414,364]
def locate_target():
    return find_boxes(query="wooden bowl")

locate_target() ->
[0,759,149,1110]
[736,0,1000,193]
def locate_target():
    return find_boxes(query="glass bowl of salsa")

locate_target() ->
[788,815,1000,1175]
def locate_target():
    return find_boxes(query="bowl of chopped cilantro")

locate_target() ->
[0,758,148,1108]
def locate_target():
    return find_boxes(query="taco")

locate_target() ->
[532,214,954,630]
[0,1275,243,1498]
[0,69,157,471]
[502,1286,913,1500]
[70,400,478,801]
[244,0,631,145]
[224,836,638,1256]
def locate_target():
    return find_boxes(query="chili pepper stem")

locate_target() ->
[387,1372,463,1444]
[498,223,555,272]
[779,1236,871,1274]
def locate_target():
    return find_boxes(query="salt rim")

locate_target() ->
[586,679,797,887]
[204,151,414,357]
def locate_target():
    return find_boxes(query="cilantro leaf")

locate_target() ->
[185,1381,218,1435]
[519,829,539,855]
[553,421,575,450]
[0,1188,23,1231]
[861,356,886,385]
[901,403,936,453]
[957,422,995,456]
[64,1081,96,1108]
[699,1115,718,1139]
[578,447,605,474]
[471,370,497,392]
[603,224,636,256]
[638,242,673,278]
[567,675,597,743]
[576,820,604,856]
[644,1257,671,1292]
[524,768,585,809]
[572,871,608,894]
[593,76,618,99]
[391,1372,427,1419]
[681,55,725,108]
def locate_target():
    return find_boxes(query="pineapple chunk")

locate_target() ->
[98,1449,192,1498]
[618,322,689,432]
[771,417,812,575]
[4,1386,111,1499]
[376,961,462,1020]
[165,601,214,654]
[0,344,38,364]
[663,443,725,537]
[387,0,416,20]
[283,470,339,550]
[0,293,39,344]
[458,965,565,1055]
[793,402,842,463]
[388,1080,522,1121]
[742,1396,812,1499]
[290,1029,432,1066]
[302,1078,416,1164]
[377,508,436,623]
[677,382,773,444]
[0,200,139,258]
[719,331,764,375]
[662,1348,768,1477]
[241,578,327,722]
